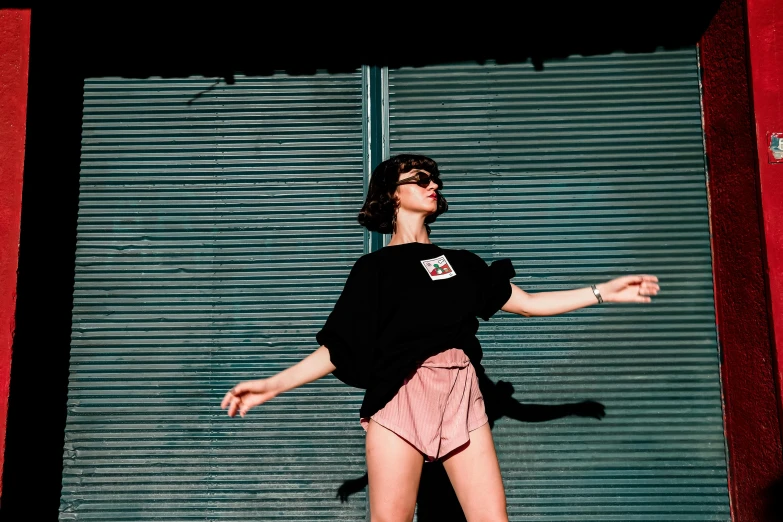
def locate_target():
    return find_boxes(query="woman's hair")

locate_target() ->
[357,154,449,233]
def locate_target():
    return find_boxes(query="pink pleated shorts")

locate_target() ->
[361,348,489,462]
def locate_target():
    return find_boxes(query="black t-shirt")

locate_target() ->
[316,242,516,418]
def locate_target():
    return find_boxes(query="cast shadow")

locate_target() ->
[765,474,783,522]
[335,372,605,521]
[28,4,723,79]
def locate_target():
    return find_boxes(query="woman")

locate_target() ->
[221,154,660,522]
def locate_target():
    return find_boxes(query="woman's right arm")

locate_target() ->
[220,345,336,418]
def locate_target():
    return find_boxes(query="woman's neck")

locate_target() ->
[387,212,431,246]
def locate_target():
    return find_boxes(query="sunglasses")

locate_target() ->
[395,171,443,189]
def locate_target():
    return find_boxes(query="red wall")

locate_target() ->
[700,0,783,519]
[747,0,783,434]
[0,9,31,495]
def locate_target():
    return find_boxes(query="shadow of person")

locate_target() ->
[336,372,606,518]
[336,474,370,504]
[478,372,605,428]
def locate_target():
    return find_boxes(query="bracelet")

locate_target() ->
[590,284,603,304]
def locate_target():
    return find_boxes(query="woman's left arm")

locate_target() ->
[501,275,660,317]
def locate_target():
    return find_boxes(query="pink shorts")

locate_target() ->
[361,348,489,462]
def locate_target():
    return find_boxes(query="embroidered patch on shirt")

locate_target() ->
[421,255,457,281]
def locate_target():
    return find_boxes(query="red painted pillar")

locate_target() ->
[700,0,783,519]
[747,0,783,434]
[0,9,31,496]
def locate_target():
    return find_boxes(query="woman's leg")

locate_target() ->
[441,423,508,522]
[365,419,425,522]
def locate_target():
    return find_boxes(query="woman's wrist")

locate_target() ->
[267,374,286,394]
[590,283,606,304]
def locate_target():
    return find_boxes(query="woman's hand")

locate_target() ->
[219,346,337,419]
[221,378,283,418]
[597,275,659,304]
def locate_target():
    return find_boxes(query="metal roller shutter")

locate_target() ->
[63,72,368,520]
[387,48,730,521]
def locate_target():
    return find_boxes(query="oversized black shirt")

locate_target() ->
[316,242,515,418]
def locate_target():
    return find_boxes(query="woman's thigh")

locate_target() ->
[441,423,508,522]
[365,419,425,522]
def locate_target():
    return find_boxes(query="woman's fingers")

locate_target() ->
[227,394,243,417]
[623,275,660,289]
[220,390,236,410]
[238,392,272,417]
[633,276,659,303]
[622,274,658,287]
[220,391,243,417]
[221,379,278,417]
[629,274,658,283]
[220,385,246,410]
[639,279,660,295]
[220,383,248,414]
[605,274,660,303]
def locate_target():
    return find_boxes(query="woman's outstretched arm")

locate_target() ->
[501,275,660,317]
[220,345,336,418]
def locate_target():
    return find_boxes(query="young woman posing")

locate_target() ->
[221,154,660,522]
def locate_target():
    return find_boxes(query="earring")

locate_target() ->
[391,212,397,232]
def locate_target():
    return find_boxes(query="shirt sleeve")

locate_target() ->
[315,257,377,389]
[475,257,516,321]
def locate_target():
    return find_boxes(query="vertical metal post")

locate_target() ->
[363,65,389,254]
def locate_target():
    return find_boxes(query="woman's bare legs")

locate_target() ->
[441,423,508,522]
[366,419,425,522]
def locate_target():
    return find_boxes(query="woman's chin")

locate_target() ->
[401,203,437,216]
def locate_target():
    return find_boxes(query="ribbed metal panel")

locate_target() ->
[388,49,730,521]
[64,73,368,520]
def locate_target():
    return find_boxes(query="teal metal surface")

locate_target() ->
[66,50,730,521]
[64,73,368,520]
[388,49,730,521]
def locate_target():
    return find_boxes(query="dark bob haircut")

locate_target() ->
[357,154,449,234]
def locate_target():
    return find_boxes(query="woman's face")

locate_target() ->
[395,169,440,215]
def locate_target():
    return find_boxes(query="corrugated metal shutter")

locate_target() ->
[388,49,730,521]
[63,73,369,520]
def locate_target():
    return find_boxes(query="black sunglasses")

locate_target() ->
[395,171,442,188]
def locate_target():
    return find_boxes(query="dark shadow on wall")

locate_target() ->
[336,373,605,521]
[0,7,83,522]
[28,4,722,79]
[766,475,783,522]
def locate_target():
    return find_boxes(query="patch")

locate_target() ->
[420,255,457,281]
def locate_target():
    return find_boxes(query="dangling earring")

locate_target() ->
[391,211,397,233]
